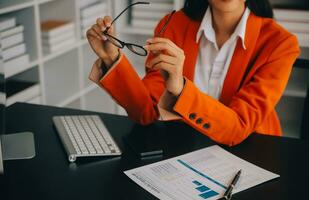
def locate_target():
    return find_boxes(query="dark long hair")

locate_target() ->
[183,0,273,21]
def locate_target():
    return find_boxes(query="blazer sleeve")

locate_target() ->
[88,16,171,125]
[163,35,300,146]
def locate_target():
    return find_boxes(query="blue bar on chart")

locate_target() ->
[192,180,219,199]
[193,180,202,186]
[199,190,219,199]
[196,185,210,193]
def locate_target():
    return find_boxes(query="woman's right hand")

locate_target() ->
[86,16,120,68]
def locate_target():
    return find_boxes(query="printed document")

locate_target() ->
[124,145,279,200]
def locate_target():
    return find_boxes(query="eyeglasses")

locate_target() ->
[103,2,175,56]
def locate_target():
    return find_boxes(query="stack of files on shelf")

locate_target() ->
[130,0,174,30]
[76,0,98,9]
[5,79,40,106]
[0,17,16,32]
[0,17,30,78]
[274,9,309,47]
[78,0,108,38]
[41,20,76,54]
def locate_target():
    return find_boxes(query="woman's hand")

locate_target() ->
[145,37,185,96]
[86,16,119,68]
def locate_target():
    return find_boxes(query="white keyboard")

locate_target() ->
[53,115,121,162]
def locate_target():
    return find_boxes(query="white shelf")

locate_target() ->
[27,95,41,104]
[57,83,97,107]
[283,67,309,98]
[82,83,97,95]
[42,43,79,62]
[43,48,80,105]
[284,89,307,98]
[6,83,40,106]
[56,90,83,107]
[66,97,81,110]
[79,39,88,46]
[0,0,34,15]
[81,43,98,88]
[38,0,55,5]
[42,39,88,63]
[5,60,39,78]
[119,26,153,36]
[83,86,117,114]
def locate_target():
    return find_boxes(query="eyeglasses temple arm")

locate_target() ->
[157,10,176,36]
[105,1,150,32]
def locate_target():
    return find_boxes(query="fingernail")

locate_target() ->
[102,35,107,41]
[143,45,148,49]
[146,38,152,43]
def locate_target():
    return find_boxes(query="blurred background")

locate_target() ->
[0,0,308,139]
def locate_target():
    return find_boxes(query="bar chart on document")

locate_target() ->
[125,145,279,200]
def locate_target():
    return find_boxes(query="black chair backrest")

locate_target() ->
[301,86,309,140]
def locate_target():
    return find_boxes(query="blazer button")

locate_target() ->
[203,123,210,129]
[189,113,196,120]
[196,118,203,124]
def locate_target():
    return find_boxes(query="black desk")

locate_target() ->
[1,103,308,200]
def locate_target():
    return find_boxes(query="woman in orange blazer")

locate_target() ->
[87,0,300,146]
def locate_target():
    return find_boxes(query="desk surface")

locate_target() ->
[1,103,309,200]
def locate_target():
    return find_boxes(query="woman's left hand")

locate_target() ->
[145,37,185,97]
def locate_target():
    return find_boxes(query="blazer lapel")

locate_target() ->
[182,20,200,81]
[219,13,262,105]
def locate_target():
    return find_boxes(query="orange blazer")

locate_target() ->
[89,10,300,146]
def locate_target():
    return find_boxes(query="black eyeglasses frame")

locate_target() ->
[102,2,176,56]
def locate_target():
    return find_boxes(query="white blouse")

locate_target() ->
[194,7,250,99]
